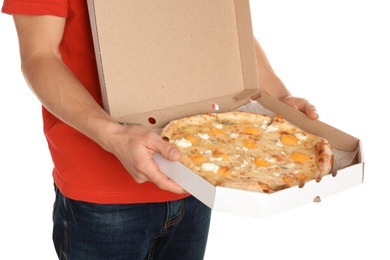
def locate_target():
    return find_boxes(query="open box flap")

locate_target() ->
[87,0,259,126]
[255,94,359,152]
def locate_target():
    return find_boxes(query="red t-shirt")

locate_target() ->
[2,0,188,204]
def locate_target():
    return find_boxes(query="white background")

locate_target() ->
[0,0,388,259]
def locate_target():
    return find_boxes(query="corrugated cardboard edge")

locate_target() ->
[156,152,364,218]
[232,0,259,101]
[116,92,256,128]
[87,0,110,114]
[213,163,363,218]
[154,153,217,208]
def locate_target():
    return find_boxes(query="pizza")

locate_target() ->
[160,111,334,193]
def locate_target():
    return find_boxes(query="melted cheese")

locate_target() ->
[265,125,278,132]
[254,156,272,167]
[243,139,257,148]
[210,127,225,135]
[290,152,310,162]
[280,134,299,145]
[189,153,206,163]
[244,127,260,135]
[185,134,196,144]
[197,133,210,140]
[174,138,192,148]
[202,163,219,173]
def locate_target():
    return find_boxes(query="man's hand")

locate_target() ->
[280,95,319,120]
[251,38,319,121]
[103,124,186,194]
[250,92,319,120]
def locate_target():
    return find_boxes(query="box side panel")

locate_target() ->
[257,94,360,152]
[234,0,259,95]
[86,0,110,113]
[358,140,365,179]
[213,187,268,217]
[214,163,363,218]
[154,153,216,208]
[117,93,255,128]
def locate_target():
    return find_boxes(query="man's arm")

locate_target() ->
[251,38,319,120]
[13,14,185,194]
[14,15,115,142]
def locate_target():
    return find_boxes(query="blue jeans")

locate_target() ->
[52,186,211,260]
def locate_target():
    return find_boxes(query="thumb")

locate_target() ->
[302,101,319,120]
[156,139,181,162]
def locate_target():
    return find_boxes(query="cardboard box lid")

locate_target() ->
[88,0,259,128]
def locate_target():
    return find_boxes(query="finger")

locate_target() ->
[132,175,146,184]
[304,103,319,120]
[133,172,185,194]
[148,168,186,194]
[131,154,186,194]
[281,96,319,120]
[153,138,181,162]
[250,91,261,101]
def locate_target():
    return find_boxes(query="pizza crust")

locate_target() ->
[315,140,334,181]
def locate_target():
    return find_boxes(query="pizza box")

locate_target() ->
[155,97,364,218]
[87,0,364,217]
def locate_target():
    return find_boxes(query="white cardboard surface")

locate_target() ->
[155,152,363,218]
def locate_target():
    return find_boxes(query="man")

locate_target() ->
[2,0,318,259]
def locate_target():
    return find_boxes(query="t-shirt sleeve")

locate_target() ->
[2,0,68,17]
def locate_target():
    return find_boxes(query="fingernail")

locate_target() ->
[170,149,180,160]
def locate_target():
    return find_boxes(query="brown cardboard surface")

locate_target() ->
[88,0,259,127]
[256,95,359,152]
